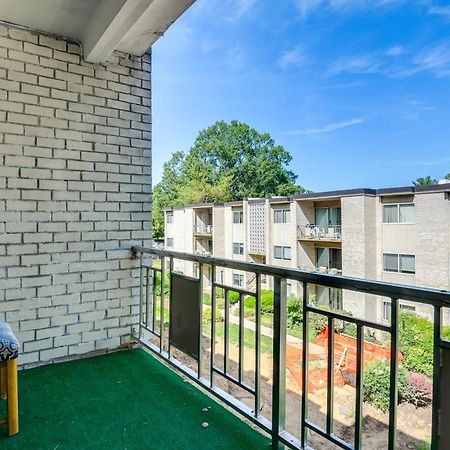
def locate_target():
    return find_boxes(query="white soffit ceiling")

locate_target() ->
[0,0,195,63]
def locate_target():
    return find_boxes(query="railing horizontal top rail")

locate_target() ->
[132,246,450,307]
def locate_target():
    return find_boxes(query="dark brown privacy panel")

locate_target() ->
[170,273,201,360]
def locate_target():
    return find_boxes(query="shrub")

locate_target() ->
[244,296,256,309]
[363,360,407,412]
[228,290,240,304]
[261,290,274,313]
[203,292,212,305]
[243,306,256,318]
[203,307,224,324]
[287,296,302,328]
[399,312,450,377]
[404,372,432,408]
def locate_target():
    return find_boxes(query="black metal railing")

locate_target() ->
[131,246,450,450]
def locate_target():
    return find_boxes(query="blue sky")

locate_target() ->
[152,0,450,192]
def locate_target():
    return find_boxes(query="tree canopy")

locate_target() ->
[412,173,450,186]
[412,176,438,186]
[152,120,305,238]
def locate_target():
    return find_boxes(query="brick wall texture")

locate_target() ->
[0,24,152,365]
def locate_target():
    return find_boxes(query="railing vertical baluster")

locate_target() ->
[301,282,309,449]
[326,316,335,435]
[210,265,216,388]
[152,267,157,332]
[272,276,287,450]
[388,298,399,450]
[160,257,165,353]
[254,273,261,418]
[145,266,150,328]
[431,305,442,450]
[355,324,364,450]
[138,252,144,339]
[224,289,230,374]
[168,258,173,357]
[239,292,244,383]
[198,263,204,379]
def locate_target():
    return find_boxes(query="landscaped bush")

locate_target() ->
[244,306,256,318]
[261,290,274,313]
[363,359,407,412]
[399,312,450,377]
[203,307,224,324]
[203,292,212,305]
[228,290,240,304]
[244,296,256,309]
[404,372,432,408]
[287,296,302,328]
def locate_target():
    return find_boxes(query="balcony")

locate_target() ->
[298,224,342,242]
[194,225,213,236]
[131,246,450,450]
[1,349,267,449]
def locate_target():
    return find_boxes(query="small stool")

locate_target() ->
[0,322,19,436]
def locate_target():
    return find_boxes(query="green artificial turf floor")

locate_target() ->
[0,349,270,449]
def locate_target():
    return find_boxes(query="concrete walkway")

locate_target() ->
[228,306,324,352]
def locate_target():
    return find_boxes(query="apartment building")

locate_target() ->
[164,183,450,324]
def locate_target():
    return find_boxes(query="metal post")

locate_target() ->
[138,252,144,339]
[160,257,165,353]
[198,262,204,379]
[254,273,261,418]
[210,265,216,388]
[326,316,335,435]
[431,306,442,450]
[224,289,230,374]
[271,276,287,450]
[355,324,364,450]
[301,282,309,449]
[388,298,399,450]
[239,292,244,383]
[168,257,173,357]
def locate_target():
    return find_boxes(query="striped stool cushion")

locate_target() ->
[0,323,19,361]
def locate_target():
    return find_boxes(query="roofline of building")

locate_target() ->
[163,183,450,211]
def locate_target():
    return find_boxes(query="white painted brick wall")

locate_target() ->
[0,24,152,365]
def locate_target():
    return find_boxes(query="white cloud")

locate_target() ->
[235,0,257,17]
[284,117,366,135]
[225,44,247,70]
[294,0,407,18]
[278,47,308,68]
[429,6,450,18]
[385,45,404,56]
[327,55,381,76]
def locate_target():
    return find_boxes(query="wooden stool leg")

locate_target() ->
[7,359,18,436]
[0,365,6,399]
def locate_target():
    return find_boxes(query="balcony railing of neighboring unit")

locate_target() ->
[194,224,213,235]
[194,249,212,256]
[298,224,342,240]
[131,245,450,450]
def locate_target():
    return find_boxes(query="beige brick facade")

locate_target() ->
[0,24,151,365]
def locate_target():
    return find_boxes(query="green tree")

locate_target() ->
[412,176,438,186]
[152,120,305,237]
[152,151,185,239]
[445,173,450,181]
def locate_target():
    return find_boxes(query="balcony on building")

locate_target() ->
[193,206,213,237]
[1,2,450,450]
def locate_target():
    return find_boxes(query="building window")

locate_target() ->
[274,245,291,260]
[383,253,415,274]
[233,211,243,224]
[233,242,244,255]
[274,208,290,224]
[383,203,414,223]
[316,247,342,270]
[166,211,173,223]
[233,273,244,287]
[383,301,416,320]
[166,238,174,248]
